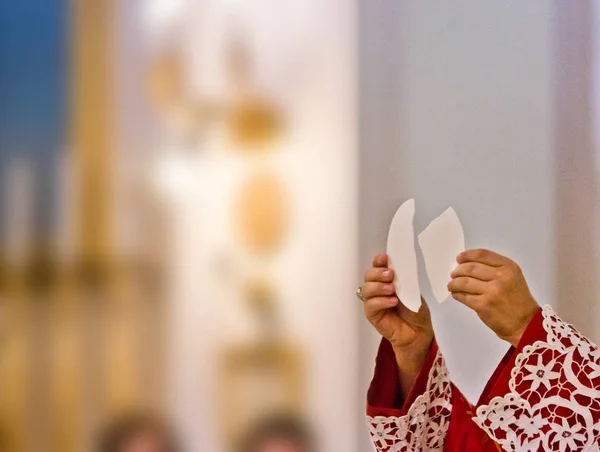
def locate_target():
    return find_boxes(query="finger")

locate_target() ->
[448,277,486,294]
[362,282,396,299]
[451,292,482,311]
[372,253,389,268]
[451,262,495,281]
[457,249,506,267]
[364,296,399,317]
[364,267,394,283]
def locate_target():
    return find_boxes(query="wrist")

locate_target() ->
[392,337,432,376]
[502,303,539,348]
[392,337,433,400]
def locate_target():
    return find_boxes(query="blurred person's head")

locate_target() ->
[98,413,178,452]
[240,414,314,452]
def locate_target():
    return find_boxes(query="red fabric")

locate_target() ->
[473,306,600,450]
[367,338,439,417]
[477,307,546,407]
[445,390,500,451]
[366,307,552,451]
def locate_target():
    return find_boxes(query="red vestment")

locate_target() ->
[366,306,600,451]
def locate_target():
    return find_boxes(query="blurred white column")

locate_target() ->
[554,1,600,341]
[180,1,360,451]
[53,151,78,264]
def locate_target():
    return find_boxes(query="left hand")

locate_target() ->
[448,249,539,347]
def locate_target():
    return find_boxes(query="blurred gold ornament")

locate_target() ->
[235,172,290,255]
[225,33,284,150]
[228,96,283,150]
[245,277,276,316]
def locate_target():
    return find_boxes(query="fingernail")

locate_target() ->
[384,284,394,293]
[382,270,391,278]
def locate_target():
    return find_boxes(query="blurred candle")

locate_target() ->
[53,151,78,264]
[3,156,35,267]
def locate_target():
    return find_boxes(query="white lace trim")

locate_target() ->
[474,305,600,451]
[367,348,452,451]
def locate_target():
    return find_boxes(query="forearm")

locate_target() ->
[393,340,432,402]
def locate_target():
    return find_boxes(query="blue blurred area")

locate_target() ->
[0,0,67,236]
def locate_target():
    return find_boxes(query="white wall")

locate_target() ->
[359,4,557,442]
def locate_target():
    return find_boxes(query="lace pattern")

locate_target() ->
[474,305,600,451]
[367,349,452,451]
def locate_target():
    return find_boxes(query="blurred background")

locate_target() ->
[0,1,599,451]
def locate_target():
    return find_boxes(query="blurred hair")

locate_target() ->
[97,413,179,452]
[239,414,315,452]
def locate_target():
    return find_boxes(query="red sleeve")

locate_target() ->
[477,307,546,406]
[366,338,501,452]
[474,305,600,451]
[367,338,440,417]
[366,338,454,451]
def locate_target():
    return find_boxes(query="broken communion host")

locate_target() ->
[359,249,600,451]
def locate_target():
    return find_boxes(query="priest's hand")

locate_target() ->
[449,249,539,348]
[362,253,434,397]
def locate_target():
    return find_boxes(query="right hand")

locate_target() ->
[362,253,434,354]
